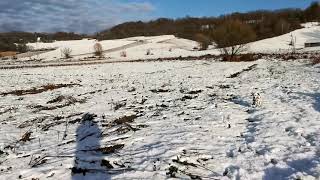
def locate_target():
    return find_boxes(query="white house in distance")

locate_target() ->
[305,39,320,47]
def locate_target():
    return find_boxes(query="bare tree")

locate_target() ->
[94,43,104,57]
[26,45,34,52]
[195,33,211,50]
[289,34,297,54]
[212,20,256,60]
[146,49,153,55]
[61,47,72,59]
[120,51,127,57]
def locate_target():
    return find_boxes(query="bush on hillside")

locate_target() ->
[195,33,211,50]
[61,47,72,59]
[212,20,256,60]
[94,43,104,57]
[120,51,127,57]
[312,56,320,65]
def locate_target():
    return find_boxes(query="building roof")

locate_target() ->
[305,39,320,43]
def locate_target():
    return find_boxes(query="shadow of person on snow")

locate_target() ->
[295,92,320,112]
[72,113,111,180]
[263,154,320,180]
[229,96,252,108]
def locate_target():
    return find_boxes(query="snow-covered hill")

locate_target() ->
[249,22,320,53]
[23,22,320,63]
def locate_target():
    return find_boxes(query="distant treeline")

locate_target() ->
[0,32,86,52]
[97,2,320,41]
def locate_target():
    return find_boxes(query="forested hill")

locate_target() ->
[97,2,320,42]
[0,32,86,52]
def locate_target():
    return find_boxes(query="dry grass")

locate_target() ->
[98,144,125,154]
[0,51,17,57]
[312,57,320,65]
[93,43,104,57]
[114,114,137,125]
[120,51,127,57]
[228,64,258,78]
[222,54,259,62]
[1,83,80,96]
[61,47,72,59]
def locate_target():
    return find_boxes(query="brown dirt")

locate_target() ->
[0,51,17,57]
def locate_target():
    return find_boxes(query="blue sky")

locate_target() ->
[147,0,316,18]
[0,0,317,33]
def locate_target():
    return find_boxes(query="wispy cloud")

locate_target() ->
[0,0,155,33]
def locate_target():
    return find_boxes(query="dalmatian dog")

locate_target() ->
[252,92,262,107]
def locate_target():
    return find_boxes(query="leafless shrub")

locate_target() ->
[222,53,258,62]
[113,100,127,110]
[98,144,124,154]
[61,47,72,59]
[20,131,32,142]
[195,33,211,50]
[93,43,104,57]
[146,49,153,55]
[212,20,256,60]
[312,56,320,65]
[29,154,47,167]
[120,51,127,57]
[1,83,79,96]
[26,45,34,52]
[289,34,297,54]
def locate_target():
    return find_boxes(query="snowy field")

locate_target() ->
[0,59,319,180]
[24,23,320,61]
[0,23,319,70]
[0,22,319,180]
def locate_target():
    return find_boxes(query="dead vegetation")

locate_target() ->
[164,150,218,179]
[20,131,32,142]
[180,88,203,94]
[94,43,104,57]
[100,113,148,137]
[101,159,114,169]
[40,113,83,131]
[150,88,172,93]
[1,83,80,96]
[222,54,259,62]
[146,49,153,55]
[2,52,320,70]
[98,144,125,154]
[311,56,320,65]
[28,96,86,113]
[29,155,47,168]
[61,47,72,59]
[47,95,74,104]
[120,51,127,57]
[0,107,17,115]
[17,113,82,131]
[114,114,137,124]
[18,116,50,128]
[112,100,127,111]
[227,64,257,78]
[3,131,34,150]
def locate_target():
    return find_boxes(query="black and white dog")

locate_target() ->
[252,92,262,107]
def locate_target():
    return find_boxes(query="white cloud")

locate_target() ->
[0,0,155,33]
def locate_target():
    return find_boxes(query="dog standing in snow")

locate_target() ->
[252,92,262,107]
